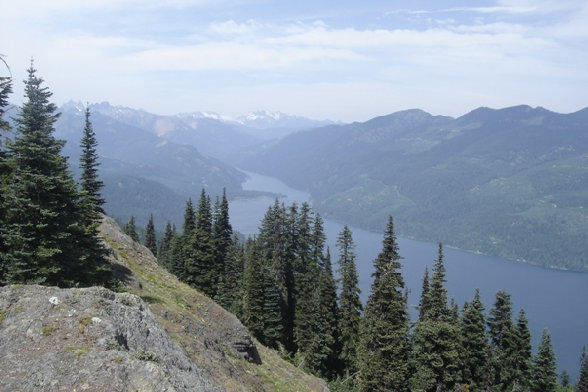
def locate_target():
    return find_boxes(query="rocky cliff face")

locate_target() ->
[0,285,222,392]
[0,216,329,392]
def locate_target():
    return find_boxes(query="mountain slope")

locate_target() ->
[55,104,247,227]
[0,216,328,392]
[240,106,588,271]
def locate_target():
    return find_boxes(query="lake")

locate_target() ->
[230,170,588,379]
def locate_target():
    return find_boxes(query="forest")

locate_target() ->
[1,64,588,392]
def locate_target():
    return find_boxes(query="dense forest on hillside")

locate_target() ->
[241,107,588,272]
[2,63,588,392]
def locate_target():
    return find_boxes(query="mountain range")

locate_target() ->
[52,102,588,271]
[240,105,588,271]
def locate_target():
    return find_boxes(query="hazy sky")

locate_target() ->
[2,0,587,122]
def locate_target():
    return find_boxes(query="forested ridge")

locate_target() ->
[1,63,587,391]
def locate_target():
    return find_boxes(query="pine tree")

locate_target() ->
[358,216,410,392]
[531,329,558,392]
[410,243,460,392]
[336,225,362,378]
[458,289,488,391]
[1,63,88,286]
[123,216,140,242]
[144,213,157,256]
[577,347,588,392]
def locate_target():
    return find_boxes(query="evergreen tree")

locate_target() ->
[144,213,157,256]
[0,56,13,283]
[418,266,431,320]
[216,235,245,316]
[185,189,215,296]
[577,347,588,392]
[1,63,88,286]
[531,329,558,392]
[257,200,295,351]
[78,105,104,221]
[157,221,174,268]
[77,104,110,285]
[410,243,460,392]
[123,216,140,242]
[459,289,488,391]
[182,198,196,234]
[512,309,533,391]
[241,237,265,341]
[336,225,362,378]
[487,289,517,391]
[262,262,284,349]
[212,189,233,299]
[358,216,410,392]
[315,245,340,379]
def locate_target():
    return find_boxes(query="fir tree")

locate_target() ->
[242,237,265,341]
[577,347,588,392]
[0,56,13,283]
[123,216,140,242]
[531,329,558,392]
[418,266,431,320]
[78,105,104,221]
[512,309,533,390]
[144,213,157,256]
[184,189,215,296]
[1,63,87,286]
[258,200,295,351]
[212,189,233,299]
[336,225,362,378]
[157,221,174,268]
[487,289,517,391]
[77,104,110,285]
[358,216,409,392]
[459,289,488,391]
[262,262,284,349]
[410,243,460,392]
[315,245,340,379]
[216,235,245,316]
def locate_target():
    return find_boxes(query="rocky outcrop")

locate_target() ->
[0,284,223,392]
[0,216,329,392]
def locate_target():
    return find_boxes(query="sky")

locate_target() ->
[1,0,587,122]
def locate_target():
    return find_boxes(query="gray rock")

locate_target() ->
[0,284,224,392]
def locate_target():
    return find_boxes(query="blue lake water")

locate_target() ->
[230,170,588,378]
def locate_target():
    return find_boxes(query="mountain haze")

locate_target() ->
[240,105,588,271]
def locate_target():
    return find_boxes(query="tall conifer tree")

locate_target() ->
[410,243,460,392]
[144,213,157,256]
[458,289,488,391]
[531,329,558,392]
[336,225,362,378]
[1,63,86,286]
[358,216,410,392]
[577,347,588,392]
[0,57,13,283]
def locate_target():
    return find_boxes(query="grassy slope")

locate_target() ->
[99,216,327,392]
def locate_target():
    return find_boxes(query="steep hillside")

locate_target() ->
[0,217,329,392]
[241,106,588,271]
[55,104,247,227]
